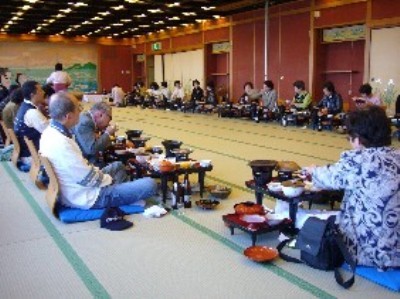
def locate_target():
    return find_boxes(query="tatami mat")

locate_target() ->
[1,106,399,298]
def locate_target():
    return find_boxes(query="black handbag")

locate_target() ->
[277,216,356,289]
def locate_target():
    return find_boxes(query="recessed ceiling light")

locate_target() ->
[182,12,196,16]
[135,14,146,18]
[103,26,111,30]
[11,16,21,21]
[21,5,31,10]
[112,23,123,26]
[213,15,221,19]
[112,5,124,10]
[148,9,162,13]
[82,21,92,25]
[66,28,72,32]
[201,6,216,11]
[60,8,72,13]
[139,24,150,28]
[167,2,180,7]
[15,12,24,16]
[74,2,88,7]
[30,29,36,33]
[91,16,103,21]
[98,11,110,16]
[55,14,65,18]
[24,0,38,3]
[168,16,180,21]
[7,21,13,25]
[121,19,131,22]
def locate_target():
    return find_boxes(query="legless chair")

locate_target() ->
[23,136,42,186]
[0,121,11,147]
[39,154,60,218]
[7,128,20,167]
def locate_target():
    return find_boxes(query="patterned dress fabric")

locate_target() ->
[312,147,400,269]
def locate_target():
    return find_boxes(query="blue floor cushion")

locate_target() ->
[58,204,145,223]
[343,264,400,291]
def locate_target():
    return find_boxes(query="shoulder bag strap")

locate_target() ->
[334,233,356,289]
[276,238,303,264]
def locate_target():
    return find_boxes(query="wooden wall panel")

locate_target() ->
[371,0,400,20]
[279,12,310,101]
[314,2,366,28]
[171,33,202,49]
[132,43,145,54]
[232,22,255,100]
[267,16,281,98]
[254,20,266,87]
[204,27,230,43]
[99,46,132,92]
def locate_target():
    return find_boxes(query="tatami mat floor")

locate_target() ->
[1,106,399,298]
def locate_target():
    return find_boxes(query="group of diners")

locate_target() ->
[0,79,157,211]
[124,79,219,113]
[119,77,396,133]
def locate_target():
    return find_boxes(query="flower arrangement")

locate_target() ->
[371,78,399,114]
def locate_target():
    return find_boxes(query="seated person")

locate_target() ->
[160,81,171,108]
[304,106,399,270]
[73,102,117,165]
[238,82,260,118]
[260,80,278,121]
[14,80,49,167]
[203,81,217,112]
[290,80,312,110]
[40,92,157,210]
[111,84,126,107]
[170,80,185,110]
[40,84,55,118]
[188,79,203,112]
[2,87,23,129]
[352,83,381,108]
[311,81,342,131]
[145,82,161,108]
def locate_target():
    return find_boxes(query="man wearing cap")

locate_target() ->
[40,92,157,210]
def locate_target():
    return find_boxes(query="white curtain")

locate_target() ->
[370,27,400,109]
[156,49,204,94]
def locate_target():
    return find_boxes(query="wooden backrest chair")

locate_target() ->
[0,120,11,147]
[7,128,20,167]
[39,154,60,218]
[23,136,42,183]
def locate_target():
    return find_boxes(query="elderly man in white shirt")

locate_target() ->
[46,63,72,92]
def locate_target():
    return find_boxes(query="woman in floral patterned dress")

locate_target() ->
[305,106,399,270]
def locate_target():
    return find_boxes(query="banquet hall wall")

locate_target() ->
[1,0,399,106]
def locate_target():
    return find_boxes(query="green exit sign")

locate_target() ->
[152,42,162,51]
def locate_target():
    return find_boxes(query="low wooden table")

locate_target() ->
[151,164,213,203]
[222,213,290,246]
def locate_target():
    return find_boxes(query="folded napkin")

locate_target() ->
[143,205,168,218]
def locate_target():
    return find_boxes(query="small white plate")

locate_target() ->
[240,214,267,223]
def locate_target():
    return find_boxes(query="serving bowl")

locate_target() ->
[267,182,282,193]
[195,199,220,210]
[234,201,264,215]
[281,181,305,198]
[126,130,143,139]
[208,185,231,199]
[244,246,278,263]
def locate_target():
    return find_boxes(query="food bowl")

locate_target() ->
[234,202,264,215]
[267,182,282,193]
[244,246,278,263]
[195,199,220,210]
[199,160,212,167]
[158,160,175,172]
[136,153,151,164]
[114,149,127,155]
[126,130,143,139]
[208,185,231,199]
[281,181,305,198]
